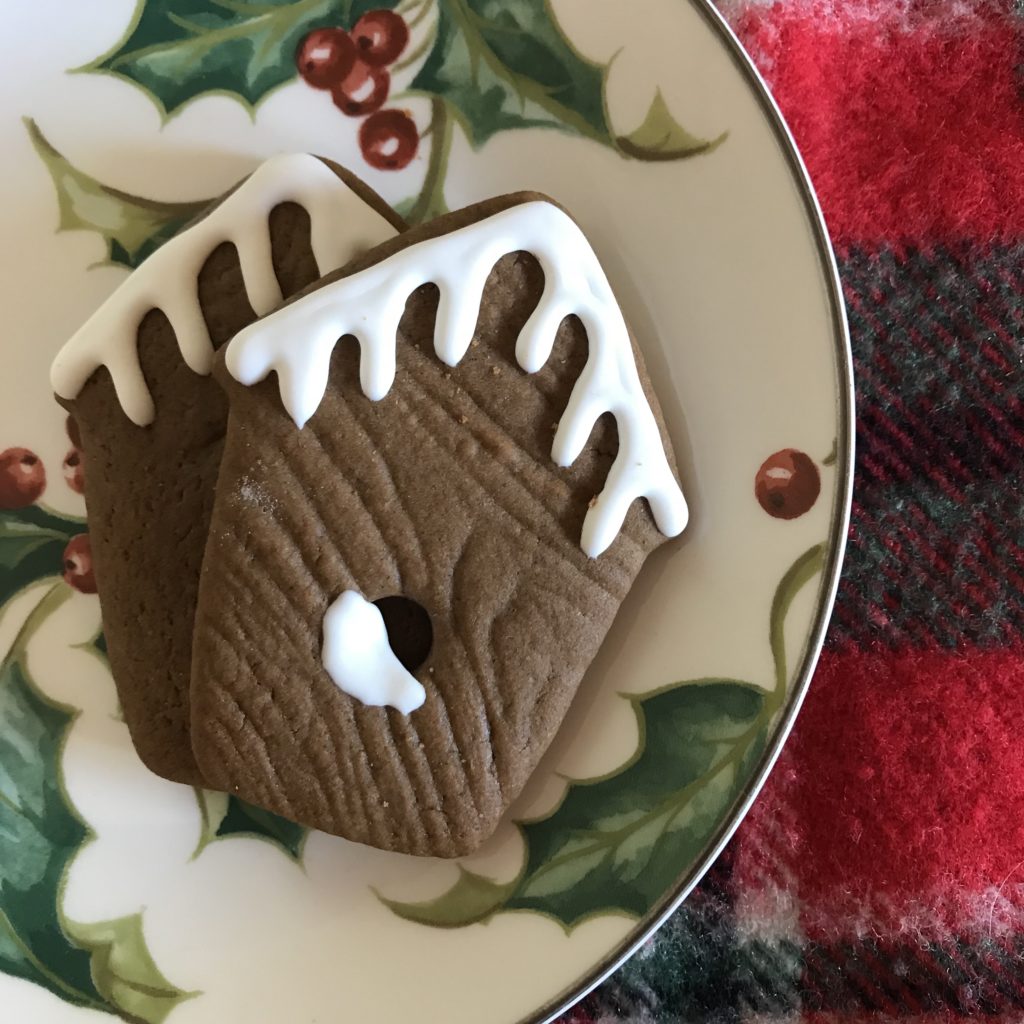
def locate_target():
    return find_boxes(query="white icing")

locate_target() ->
[50,153,396,426]
[226,201,688,557]
[322,591,426,714]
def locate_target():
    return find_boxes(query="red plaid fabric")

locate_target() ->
[561,1,1024,1019]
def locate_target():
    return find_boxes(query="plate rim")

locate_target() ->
[521,2,855,1021]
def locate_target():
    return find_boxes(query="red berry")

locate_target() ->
[351,10,409,66]
[63,449,85,495]
[331,60,389,116]
[755,449,821,519]
[359,109,419,170]
[0,447,46,509]
[63,534,97,594]
[296,27,357,88]
[66,415,82,450]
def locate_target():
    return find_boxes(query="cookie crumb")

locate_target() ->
[459,414,468,425]
[589,495,598,508]
[470,338,480,348]
[491,365,500,376]
[238,477,277,514]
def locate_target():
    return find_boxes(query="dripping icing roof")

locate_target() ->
[225,198,688,557]
[50,153,396,426]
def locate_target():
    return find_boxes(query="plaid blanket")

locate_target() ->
[562,0,1024,1020]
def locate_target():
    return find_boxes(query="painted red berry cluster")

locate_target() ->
[1,419,95,594]
[296,11,419,171]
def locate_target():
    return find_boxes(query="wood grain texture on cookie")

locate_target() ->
[54,156,404,785]
[190,194,684,854]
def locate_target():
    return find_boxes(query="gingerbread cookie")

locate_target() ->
[50,154,404,785]
[189,194,688,855]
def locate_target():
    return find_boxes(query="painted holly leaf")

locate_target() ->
[82,0,395,118]
[410,0,608,147]
[0,505,84,607]
[382,679,767,930]
[616,90,726,161]
[26,118,204,270]
[1,589,192,1020]
[0,641,104,1011]
[194,788,306,860]
[216,798,307,856]
[68,915,196,1023]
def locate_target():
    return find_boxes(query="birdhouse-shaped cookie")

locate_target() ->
[189,194,687,857]
[49,154,402,785]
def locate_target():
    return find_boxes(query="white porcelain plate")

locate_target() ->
[0,1,851,1021]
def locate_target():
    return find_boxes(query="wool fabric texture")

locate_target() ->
[557,1,1024,1019]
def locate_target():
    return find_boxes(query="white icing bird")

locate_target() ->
[321,591,426,714]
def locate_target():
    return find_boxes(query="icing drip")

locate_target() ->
[50,153,396,426]
[226,200,688,557]
[322,591,426,714]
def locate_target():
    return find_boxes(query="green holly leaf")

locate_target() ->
[616,90,726,161]
[68,915,197,1024]
[410,0,609,147]
[81,0,379,118]
[26,118,204,270]
[0,628,105,1011]
[376,865,514,928]
[194,789,306,860]
[383,679,767,930]
[216,798,307,857]
[0,505,84,608]
[383,543,827,931]
[1,588,192,1020]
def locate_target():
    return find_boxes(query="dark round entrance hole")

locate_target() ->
[373,595,433,673]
